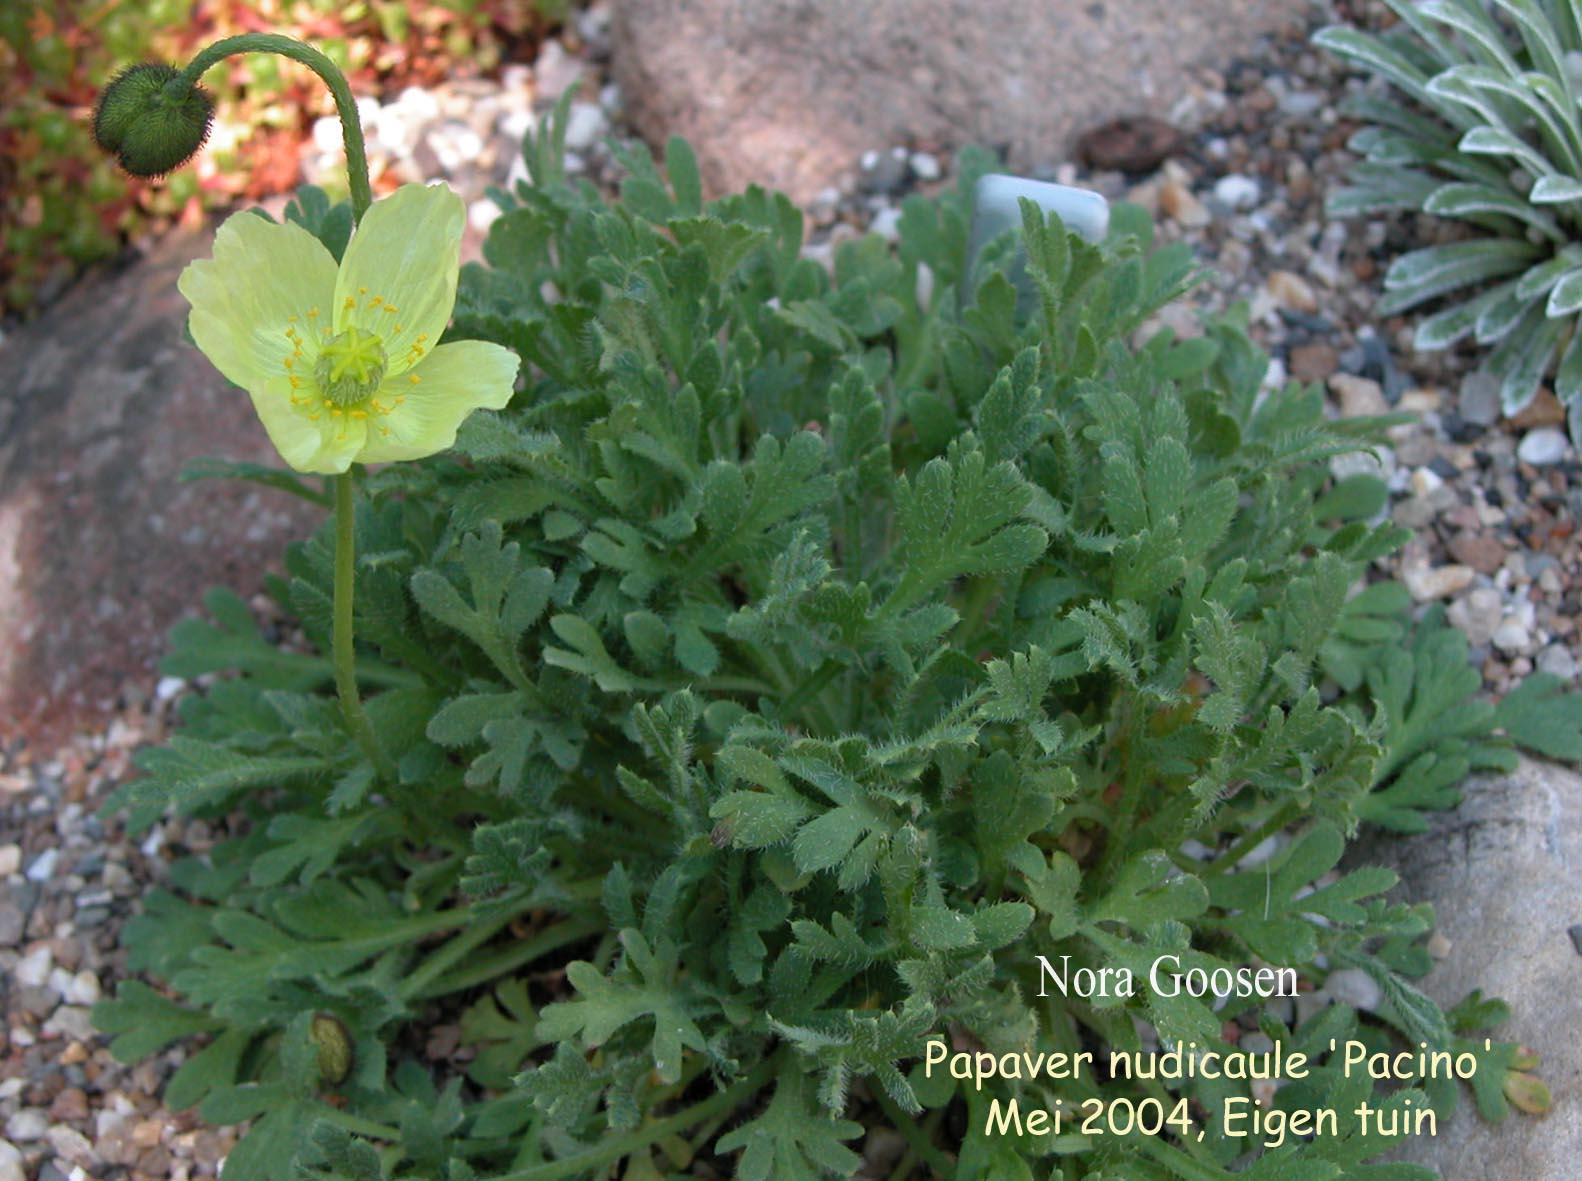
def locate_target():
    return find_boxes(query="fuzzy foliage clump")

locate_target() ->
[97,110,1564,1181]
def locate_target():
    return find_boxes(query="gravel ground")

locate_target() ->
[3,0,1578,1175]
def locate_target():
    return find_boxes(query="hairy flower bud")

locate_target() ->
[93,63,214,178]
[309,1013,353,1086]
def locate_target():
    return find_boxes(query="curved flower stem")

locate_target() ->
[176,35,385,773]
[335,471,394,779]
[174,33,373,223]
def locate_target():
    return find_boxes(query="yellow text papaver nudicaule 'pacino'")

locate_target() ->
[178,182,517,474]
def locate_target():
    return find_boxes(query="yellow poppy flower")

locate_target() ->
[178,182,517,474]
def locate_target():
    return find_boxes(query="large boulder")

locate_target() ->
[609,0,1309,204]
[0,232,319,745]
[1361,758,1581,1179]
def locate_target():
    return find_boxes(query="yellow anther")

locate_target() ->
[409,374,421,384]
[393,323,403,333]
[416,333,428,341]
[308,411,322,421]
[384,304,398,313]
[308,307,319,318]
[359,286,367,294]
[350,409,367,419]
[284,358,294,370]
[289,376,302,389]
[344,296,356,310]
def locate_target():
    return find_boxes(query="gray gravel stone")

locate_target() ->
[1460,371,1501,426]
[0,895,23,947]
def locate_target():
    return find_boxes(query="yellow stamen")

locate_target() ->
[409,374,421,384]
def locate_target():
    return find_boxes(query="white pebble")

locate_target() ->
[25,848,57,883]
[3,1110,45,1143]
[468,198,501,234]
[138,827,164,859]
[1403,563,1474,602]
[909,151,941,181]
[1237,833,1286,868]
[48,967,76,1002]
[561,101,609,153]
[869,207,903,242]
[0,1137,22,1181]
[1537,644,1578,681]
[66,969,100,1006]
[154,676,186,703]
[0,845,19,877]
[395,85,440,123]
[43,1006,96,1041]
[1408,466,1444,496]
[1213,174,1260,210]
[46,1124,92,1161]
[14,945,51,988]
[1324,967,1383,1011]
[1517,427,1571,465]
[1492,616,1533,654]
[310,114,343,155]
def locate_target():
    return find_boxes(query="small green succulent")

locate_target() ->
[1317,0,1582,439]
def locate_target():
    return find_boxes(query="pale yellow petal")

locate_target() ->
[244,372,365,475]
[334,183,462,375]
[178,212,338,396]
[356,340,518,464]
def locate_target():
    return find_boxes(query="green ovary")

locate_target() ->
[315,325,388,407]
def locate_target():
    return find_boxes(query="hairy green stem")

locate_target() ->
[408,913,604,1001]
[333,472,395,779]
[314,1106,402,1141]
[1203,799,1300,875]
[488,1056,778,1181]
[175,33,373,222]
